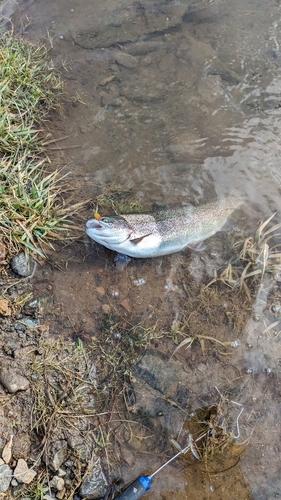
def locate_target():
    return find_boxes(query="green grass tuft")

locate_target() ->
[0,31,84,257]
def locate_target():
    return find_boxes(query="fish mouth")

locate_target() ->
[86,218,103,229]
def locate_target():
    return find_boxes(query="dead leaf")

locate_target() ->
[99,75,116,86]
[0,297,11,316]
[2,434,13,464]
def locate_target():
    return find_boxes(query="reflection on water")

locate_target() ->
[12,0,281,498]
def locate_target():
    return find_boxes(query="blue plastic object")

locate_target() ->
[114,475,152,499]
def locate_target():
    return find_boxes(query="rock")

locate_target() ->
[50,440,68,471]
[2,435,13,464]
[0,463,12,492]
[49,475,64,491]
[124,41,164,56]
[21,317,40,328]
[79,458,108,499]
[73,0,189,50]
[134,350,187,395]
[11,252,36,277]
[23,299,39,316]
[0,362,30,393]
[113,51,138,69]
[14,459,37,484]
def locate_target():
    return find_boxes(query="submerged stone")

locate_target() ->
[113,51,138,69]
[135,349,187,395]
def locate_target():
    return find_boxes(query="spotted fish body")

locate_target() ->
[85,196,241,259]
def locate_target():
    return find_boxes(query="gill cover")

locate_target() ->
[86,216,132,244]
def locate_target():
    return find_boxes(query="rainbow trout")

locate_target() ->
[85,196,241,258]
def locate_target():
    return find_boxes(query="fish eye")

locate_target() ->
[101,217,110,223]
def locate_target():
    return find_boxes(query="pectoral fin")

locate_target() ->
[130,233,152,245]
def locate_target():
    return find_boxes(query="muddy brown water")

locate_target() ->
[6,0,281,498]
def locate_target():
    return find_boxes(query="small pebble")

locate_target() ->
[231,340,240,348]
[14,322,25,331]
[111,290,119,297]
[246,368,253,374]
[11,253,36,278]
[21,317,39,328]
[49,475,65,491]
[102,304,111,314]
[59,35,64,39]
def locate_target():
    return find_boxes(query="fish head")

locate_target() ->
[85,216,132,246]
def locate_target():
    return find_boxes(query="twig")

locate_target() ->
[48,145,82,150]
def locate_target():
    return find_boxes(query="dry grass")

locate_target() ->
[171,333,238,358]
[90,314,160,407]
[28,339,102,498]
[31,339,97,437]
[206,213,281,296]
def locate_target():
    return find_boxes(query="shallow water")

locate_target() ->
[8,0,281,498]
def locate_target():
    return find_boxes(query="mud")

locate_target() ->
[1,0,280,498]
